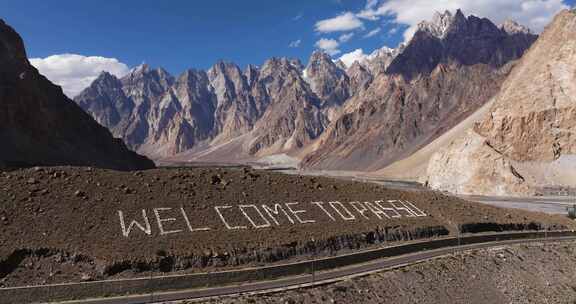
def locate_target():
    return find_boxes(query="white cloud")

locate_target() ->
[30,54,130,98]
[338,49,369,67]
[293,13,304,21]
[363,27,382,38]
[388,26,400,35]
[365,0,380,10]
[360,0,569,42]
[315,38,341,55]
[315,12,364,33]
[338,32,355,43]
[289,39,302,48]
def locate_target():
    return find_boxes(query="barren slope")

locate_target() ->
[0,166,572,287]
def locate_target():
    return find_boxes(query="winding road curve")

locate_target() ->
[61,235,576,304]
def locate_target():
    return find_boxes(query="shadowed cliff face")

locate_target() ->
[0,19,154,171]
[425,10,576,196]
[387,10,537,80]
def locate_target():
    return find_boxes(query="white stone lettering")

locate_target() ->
[285,202,316,224]
[215,205,247,230]
[364,201,389,219]
[329,201,356,221]
[180,207,211,232]
[311,201,336,221]
[262,203,295,225]
[375,200,402,218]
[350,201,370,219]
[389,200,416,217]
[401,201,428,217]
[118,210,152,237]
[118,199,429,238]
[239,205,272,229]
[154,208,183,236]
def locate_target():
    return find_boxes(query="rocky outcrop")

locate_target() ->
[425,10,576,196]
[0,19,154,171]
[244,58,326,156]
[425,130,532,196]
[304,51,350,120]
[208,61,264,144]
[120,65,176,151]
[301,10,536,171]
[347,62,373,96]
[363,46,403,76]
[75,72,134,137]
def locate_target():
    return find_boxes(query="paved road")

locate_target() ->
[64,236,576,304]
[277,169,576,215]
[463,195,576,215]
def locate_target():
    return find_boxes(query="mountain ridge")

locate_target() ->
[74,9,537,173]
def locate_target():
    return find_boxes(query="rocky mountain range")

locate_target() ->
[74,9,537,173]
[425,9,576,196]
[302,10,537,171]
[0,19,154,171]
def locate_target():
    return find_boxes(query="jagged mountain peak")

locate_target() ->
[155,66,172,79]
[261,57,301,74]
[347,61,371,75]
[130,63,150,75]
[125,64,173,82]
[304,50,349,116]
[245,64,259,72]
[289,58,305,72]
[500,19,532,35]
[209,60,242,74]
[93,70,120,83]
[0,18,28,63]
[306,51,344,74]
[416,9,506,41]
[387,8,537,80]
[207,61,247,88]
[309,50,332,62]
[418,9,466,39]
[176,68,207,84]
[367,46,395,60]
[244,64,260,86]
[334,59,347,70]
[79,71,124,98]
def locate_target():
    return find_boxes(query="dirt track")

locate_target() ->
[0,166,573,287]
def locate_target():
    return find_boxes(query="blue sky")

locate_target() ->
[1,0,573,97]
[1,0,403,71]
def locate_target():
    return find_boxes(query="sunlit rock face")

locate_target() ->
[425,10,576,196]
